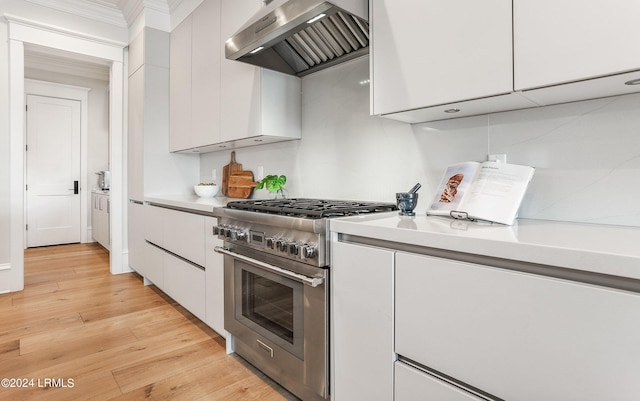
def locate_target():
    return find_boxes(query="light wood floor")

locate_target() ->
[0,243,298,401]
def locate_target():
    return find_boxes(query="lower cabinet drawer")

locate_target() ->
[142,242,164,287]
[396,252,640,401]
[163,252,206,322]
[395,362,483,401]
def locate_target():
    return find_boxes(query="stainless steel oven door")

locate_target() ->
[216,245,329,401]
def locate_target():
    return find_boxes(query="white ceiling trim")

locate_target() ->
[26,0,128,28]
[25,53,110,81]
[24,0,180,30]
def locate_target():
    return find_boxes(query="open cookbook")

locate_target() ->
[427,161,535,225]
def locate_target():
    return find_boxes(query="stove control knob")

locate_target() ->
[215,225,227,238]
[265,237,275,249]
[230,229,246,241]
[289,242,299,256]
[298,244,317,260]
[276,239,289,253]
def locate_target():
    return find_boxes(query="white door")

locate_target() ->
[26,94,81,247]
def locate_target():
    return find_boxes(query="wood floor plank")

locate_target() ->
[1,326,138,376]
[0,339,20,359]
[0,312,84,346]
[0,243,298,401]
[112,338,225,393]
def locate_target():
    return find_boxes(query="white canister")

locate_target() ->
[97,171,110,189]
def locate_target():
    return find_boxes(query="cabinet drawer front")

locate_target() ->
[395,362,483,401]
[163,252,206,321]
[396,252,640,401]
[143,205,164,247]
[162,208,206,267]
[331,241,395,401]
[142,242,164,288]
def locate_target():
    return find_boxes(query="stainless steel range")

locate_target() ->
[214,198,397,401]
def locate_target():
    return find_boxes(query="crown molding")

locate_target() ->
[23,0,179,29]
[25,49,111,81]
[26,0,128,28]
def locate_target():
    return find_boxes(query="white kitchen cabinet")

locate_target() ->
[142,202,163,247]
[395,251,640,401]
[513,0,640,106]
[142,240,164,288]
[143,204,206,267]
[129,28,169,201]
[395,362,484,401]
[370,0,535,123]
[168,15,193,152]
[217,0,301,149]
[161,207,206,267]
[163,251,206,322]
[140,204,209,324]
[205,216,226,338]
[128,27,198,201]
[169,0,222,152]
[330,238,395,401]
[169,0,300,153]
[130,201,163,286]
[372,0,640,124]
[192,0,222,148]
[514,0,640,91]
[128,200,144,271]
[91,191,110,251]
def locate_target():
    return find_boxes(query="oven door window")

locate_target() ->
[234,261,304,360]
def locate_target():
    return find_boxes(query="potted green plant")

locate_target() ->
[256,174,287,199]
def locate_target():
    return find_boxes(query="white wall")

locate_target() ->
[200,56,640,228]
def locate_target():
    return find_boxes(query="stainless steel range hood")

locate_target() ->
[225,0,369,77]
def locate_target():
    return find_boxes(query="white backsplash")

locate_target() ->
[201,57,640,228]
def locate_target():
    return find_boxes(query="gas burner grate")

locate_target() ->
[226,198,397,219]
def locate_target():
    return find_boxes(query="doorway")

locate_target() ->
[25,94,81,247]
[6,17,128,293]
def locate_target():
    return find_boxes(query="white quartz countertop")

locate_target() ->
[144,194,230,213]
[330,213,640,281]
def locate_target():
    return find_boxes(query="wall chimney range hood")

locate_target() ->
[225,0,369,77]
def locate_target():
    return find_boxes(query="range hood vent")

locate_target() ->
[225,0,369,77]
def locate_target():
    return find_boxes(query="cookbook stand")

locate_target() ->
[449,210,497,224]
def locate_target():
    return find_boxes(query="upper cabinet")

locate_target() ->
[371,0,523,122]
[128,28,199,200]
[513,0,640,105]
[218,0,301,149]
[169,0,301,153]
[169,0,221,152]
[372,0,640,124]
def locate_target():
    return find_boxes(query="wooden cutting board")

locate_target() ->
[222,151,242,196]
[227,171,259,199]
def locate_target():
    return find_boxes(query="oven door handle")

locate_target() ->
[214,246,325,288]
